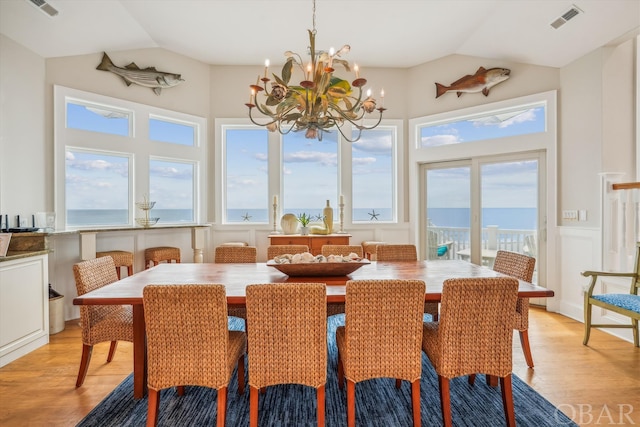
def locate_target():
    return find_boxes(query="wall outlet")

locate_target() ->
[562,210,578,220]
[578,210,587,221]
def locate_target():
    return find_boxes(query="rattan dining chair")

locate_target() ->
[376,244,440,321]
[422,277,519,427]
[213,246,258,323]
[214,245,257,263]
[143,284,246,427]
[320,244,364,317]
[267,244,310,259]
[246,283,327,427]
[321,244,364,258]
[493,250,537,368]
[336,279,425,427]
[72,256,133,387]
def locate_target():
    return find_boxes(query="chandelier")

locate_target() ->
[245,0,385,142]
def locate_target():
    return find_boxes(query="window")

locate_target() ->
[66,101,131,136]
[223,127,269,223]
[149,159,195,223]
[282,131,338,218]
[419,106,546,148]
[352,127,396,222]
[216,119,403,227]
[65,149,130,226]
[54,85,206,229]
[149,116,196,146]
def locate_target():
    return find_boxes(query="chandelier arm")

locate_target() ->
[333,122,362,143]
[355,109,385,131]
[247,108,279,127]
[325,102,364,124]
[252,98,298,119]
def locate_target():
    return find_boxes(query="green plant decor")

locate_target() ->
[297,213,312,227]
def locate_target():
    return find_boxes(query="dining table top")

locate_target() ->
[73,259,554,306]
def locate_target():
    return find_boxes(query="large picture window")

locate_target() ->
[149,159,195,223]
[223,127,269,223]
[282,131,338,218]
[216,119,402,227]
[54,85,206,229]
[352,127,396,222]
[418,106,546,148]
[65,149,130,226]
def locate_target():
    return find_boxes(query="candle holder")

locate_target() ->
[270,202,281,234]
[337,202,347,234]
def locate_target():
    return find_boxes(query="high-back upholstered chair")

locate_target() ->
[214,245,257,263]
[143,285,246,427]
[422,277,519,427]
[144,246,181,269]
[582,241,640,347]
[375,244,439,321]
[336,279,425,427]
[266,244,309,259]
[246,283,327,427]
[95,250,134,279]
[492,250,537,367]
[321,244,364,258]
[72,257,133,387]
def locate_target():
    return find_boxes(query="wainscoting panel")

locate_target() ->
[556,226,635,343]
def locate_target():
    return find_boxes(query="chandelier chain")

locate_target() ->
[312,0,316,34]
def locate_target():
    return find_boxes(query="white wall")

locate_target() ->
[0,35,47,222]
[555,40,638,343]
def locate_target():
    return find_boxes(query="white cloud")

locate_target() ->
[421,134,462,146]
[283,151,337,167]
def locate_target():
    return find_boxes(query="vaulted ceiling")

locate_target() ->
[1,0,639,69]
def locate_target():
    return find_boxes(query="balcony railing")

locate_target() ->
[428,225,536,263]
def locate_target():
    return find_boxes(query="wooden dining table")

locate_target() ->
[73,259,554,399]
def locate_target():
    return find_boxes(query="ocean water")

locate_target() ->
[67,209,193,226]
[428,207,537,230]
[67,207,536,230]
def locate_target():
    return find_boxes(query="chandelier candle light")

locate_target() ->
[245,0,385,142]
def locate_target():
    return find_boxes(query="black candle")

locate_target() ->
[32,214,35,228]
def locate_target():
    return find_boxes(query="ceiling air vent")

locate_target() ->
[550,4,583,29]
[27,0,59,17]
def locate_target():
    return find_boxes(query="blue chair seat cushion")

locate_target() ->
[592,294,640,314]
[437,245,448,257]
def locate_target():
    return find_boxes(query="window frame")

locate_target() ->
[215,118,403,228]
[54,85,207,230]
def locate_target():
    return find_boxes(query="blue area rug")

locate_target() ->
[77,316,577,426]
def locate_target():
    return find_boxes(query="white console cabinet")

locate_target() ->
[0,253,49,367]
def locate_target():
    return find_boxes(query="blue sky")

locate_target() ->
[66,103,545,217]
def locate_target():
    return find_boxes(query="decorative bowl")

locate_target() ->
[136,201,156,210]
[267,259,370,277]
[135,217,159,228]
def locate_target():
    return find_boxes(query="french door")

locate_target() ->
[421,151,546,291]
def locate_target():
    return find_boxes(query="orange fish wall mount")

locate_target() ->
[435,67,510,98]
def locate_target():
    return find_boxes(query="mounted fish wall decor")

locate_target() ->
[435,67,510,98]
[96,52,184,95]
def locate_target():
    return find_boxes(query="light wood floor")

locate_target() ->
[0,308,638,426]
